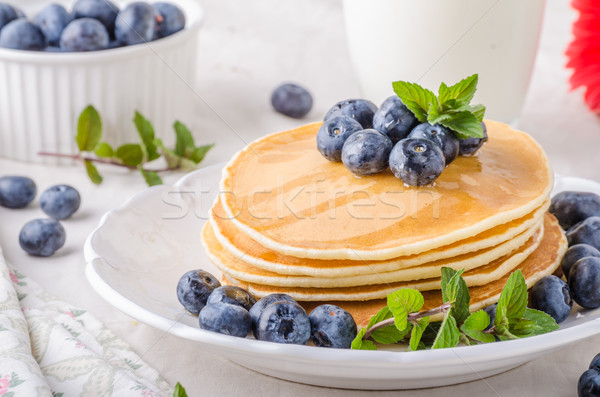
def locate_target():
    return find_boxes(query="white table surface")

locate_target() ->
[1,0,600,395]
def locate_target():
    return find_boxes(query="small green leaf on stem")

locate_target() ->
[116,144,144,167]
[432,313,460,349]
[174,121,195,157]
[94,142,114,158]
[84,160,103,184]
[190,144,215,164]
[173,382,188,397]
[139,167,163,186]
[392,81,438,123]
[496,270,528,321]
[438,74,478,105]
[77,105,102,152]
[460,310,495,343]
[440,267,470,324]
[409,317,429,351]
[366,306,409,344]
[387,288,424,332]
[134,111,160,162]
[351,328,377,350]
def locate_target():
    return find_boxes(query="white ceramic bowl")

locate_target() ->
[0,0,203,164]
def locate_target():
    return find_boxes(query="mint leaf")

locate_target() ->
[461,310,495,343]
[387,289,424,331]
[440,267,470,323]
[173,382,188,397]
[392,81,437,123]
[174,121,195,157]
[471,104,486,122]
[190,144,214,164]
[519,308,559,336]
[496,270,528,321]
[367,306,409,344]
[409,317,429,351]
[351,328,377,350]
[432,313,459,349]
[76,105,102,152]
[438,74,478,105]
[139,168,163,186]
[94,142,114,158]
[134,112,160,162]
[84,160,102,184]
[115,144,144,167]
[438,111,484,139]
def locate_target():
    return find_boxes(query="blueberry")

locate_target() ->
[569,257,600,309]
[13,6,24,19]
[529,275,573,323]
[153,2,185,38]
[579,368,600,397]
[0,176,37,209]
[372,96,419,144]
[72,0,119,35]
[324,99,377,129]
[44,46,63,52]
[408,123,459,165]
[389,138,445,186]
[316,116,362,162]
[562,244,600,279]
[567,217,600,250]
[249,293,295,337]
[34,4,73,46]
[255,301,310,345]
[309,304,357,349]
[199,302,251,338]
[176,270,221,315]
[40,185,81,220]
[341,129,393,176]
[550,191,600,230]
[459,121,488,156]
[60,18,109,51]
[591,353,600,370]
[483,304,497,331]
[19,219,66,257]
[0,19,45,51]
[115,2,156,45]
[206,285,256,311]
[0,3,18,31]
[270,83,313,119]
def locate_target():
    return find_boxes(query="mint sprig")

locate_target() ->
[392,74,486,139]
[38,105,214,186]
[352,268,559,351]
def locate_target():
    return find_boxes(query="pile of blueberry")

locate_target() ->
[0,175,80,256]
[317,97,487,186]
[579,353,600,396]
[177,269,358,348]
[0,0,185,52]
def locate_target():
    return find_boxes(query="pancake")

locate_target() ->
[204,217,543,287]
[219,120,553,260]
[209,199,549,277]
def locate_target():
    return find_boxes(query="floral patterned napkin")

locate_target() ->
[0,247,172,397]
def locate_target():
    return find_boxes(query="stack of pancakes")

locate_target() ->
[202,120,567,326]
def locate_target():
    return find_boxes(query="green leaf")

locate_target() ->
[76,105,102,152]
[392,81,438,123]
[387,288,424,331]
[471,104,486,122]
[460,310,495,343]
[174,121,195,157]
[94,142,114,158]
[409,317,429,351]
[351,328,377,350]
[139,168,163,186]
[367,306,409,344]
[438,74,478,105]
[517,308,559,336]
[84,160,102,184]
[438,111,484,139]
[134,111,160,162]
[432,313,460,349]
[496,270,528,321]
[173,382,188,397]
[440,267,470,323]
[190,144,214,164]
[115,144,144,167]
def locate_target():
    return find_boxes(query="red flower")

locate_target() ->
[567,0,600,114]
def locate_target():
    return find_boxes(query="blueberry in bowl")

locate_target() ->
[309,304,357,349]
[199,302,252,338]
[115,2,156,45]
[60,18,109,51]
[316,116,362,162]
[176,269,221,315]
[568,257,600,309]
[408,123,459,165]
[372,96,419,144]
[19,218,66,257]
[34,4,73,47]
[561,244,600,280]
[550,191,600,230]
[206,285,256,312]
[249,293,296,337]
[528,275,573,323]
[341,129,393,176]
[72,0,119,35]
[324,99,378,129]
[153,2,186,38]
[567,216,600,250]
[389,138,445,186]
[0,3,18,31]
[271,83,313,119]
[0,19,45,51]
[255,301,311,345]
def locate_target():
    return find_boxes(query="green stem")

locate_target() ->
[38,151,180,173]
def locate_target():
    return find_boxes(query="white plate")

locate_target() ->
[84,165,600,390]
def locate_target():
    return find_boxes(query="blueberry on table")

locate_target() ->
[458,121,488,156]
[550,191,600,230]
[19,219,66,257]
[591,353,600,370]
[568,257,600,309]
[561,244,600,280]
[567,217,600,250]
[372,96,419,144]
[34,4,73,46]
[389,138,445,186]
[115,2,156,46]
[40,185,81,220]
[408,123,459,165]
[270,83,313,119]
[0,20,45,51]
[207,285,256,311]
[579,368,600,397]
[60,18,109,51]
[528,275,573,323]
[176,270,221,315]
[153,2,186,39]
[341,129,393,176]
[308,304,357,349]
[324,99,378,129]
[249,293,296,337]
[72,0,119,35]
[256,301,311,345]
[0,176,37,209]
[317,116,362,162]
[199,302,252,338]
